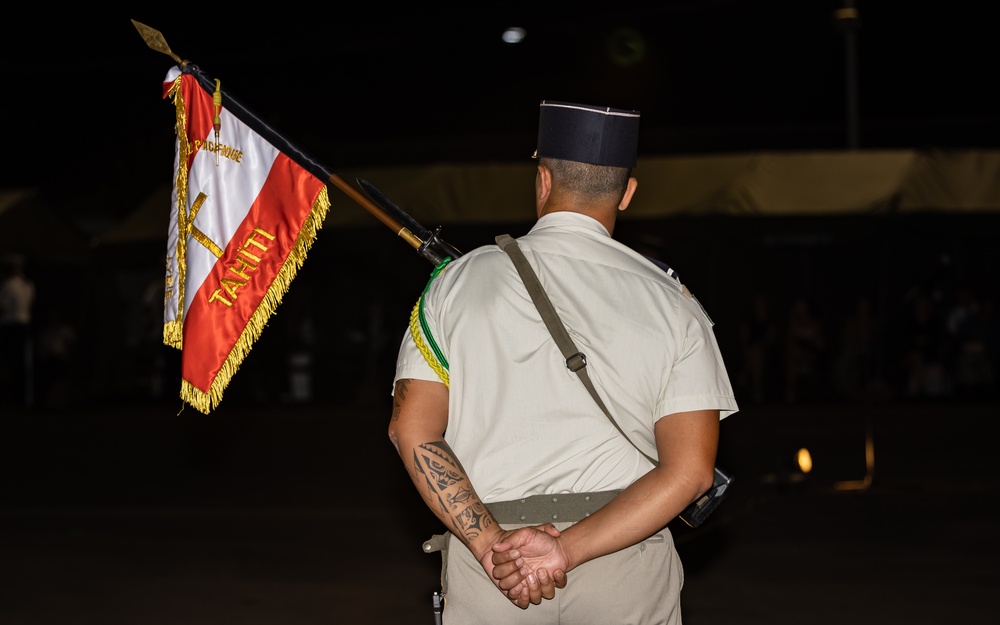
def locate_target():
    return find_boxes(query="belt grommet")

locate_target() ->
[552,513,558,520]
[584,495,591,502]
[520,515,526,521]
[552,497,558,503]
[520,499,527,504]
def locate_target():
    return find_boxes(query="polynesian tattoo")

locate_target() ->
[413,440,493,544]
[391,379,409,422]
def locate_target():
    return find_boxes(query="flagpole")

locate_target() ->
[325,173,424,250]
[132,19,459,265]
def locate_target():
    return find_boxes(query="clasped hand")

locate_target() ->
[480,523,570,610]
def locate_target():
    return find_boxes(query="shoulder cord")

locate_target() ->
[409,258,452,387]
[495,234,658,467]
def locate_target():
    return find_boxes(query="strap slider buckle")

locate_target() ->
[566,352,587,372]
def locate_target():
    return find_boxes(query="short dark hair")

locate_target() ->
[542,158,631,200]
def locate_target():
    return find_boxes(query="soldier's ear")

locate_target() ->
[536,165,552,206]
[619,177,638,212]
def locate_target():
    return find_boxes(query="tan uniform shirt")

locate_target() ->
[394,212,738,503]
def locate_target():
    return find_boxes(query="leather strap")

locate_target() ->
[496,234,658,467]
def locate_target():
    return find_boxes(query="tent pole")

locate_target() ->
[835,1,862,150]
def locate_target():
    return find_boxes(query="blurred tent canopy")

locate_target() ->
[92,148,1000,248]
[0,188,91,264]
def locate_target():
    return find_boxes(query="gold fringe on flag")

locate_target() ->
[164,73,188,349]
[179,185,332,414]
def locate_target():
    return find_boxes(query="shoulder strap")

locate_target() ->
[495,234,658,467]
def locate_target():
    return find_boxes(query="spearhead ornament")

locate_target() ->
[132,19,186,67]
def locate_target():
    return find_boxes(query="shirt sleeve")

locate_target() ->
[391,328,447,395]
[656,301,740,420]
[391,266,455,396]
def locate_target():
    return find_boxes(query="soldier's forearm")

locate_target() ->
[406,439,502,559]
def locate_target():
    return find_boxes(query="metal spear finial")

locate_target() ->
[132,19,187,67]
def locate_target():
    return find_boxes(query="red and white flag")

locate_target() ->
[161,66,330,414]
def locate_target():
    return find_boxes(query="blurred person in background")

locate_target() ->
[0,254,36,410]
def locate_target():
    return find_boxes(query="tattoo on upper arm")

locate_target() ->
[412,440,493,544]
[391,379,411,422]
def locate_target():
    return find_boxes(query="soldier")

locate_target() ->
[389,100,738,623]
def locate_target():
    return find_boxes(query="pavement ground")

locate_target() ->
[1,399,997,625]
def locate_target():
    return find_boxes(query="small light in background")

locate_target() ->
[797,448,813,474]
[502,27,527,44]
[761,446,812,490]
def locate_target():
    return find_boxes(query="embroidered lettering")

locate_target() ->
[163,255,175,305]
[207,226,277,307]
[191,138,244,164]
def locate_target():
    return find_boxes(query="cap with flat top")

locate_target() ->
[534,100,640,168]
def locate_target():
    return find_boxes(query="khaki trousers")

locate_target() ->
[437,523,684,625]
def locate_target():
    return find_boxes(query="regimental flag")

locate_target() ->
[162,65,330,414]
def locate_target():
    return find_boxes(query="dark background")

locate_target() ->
[2,4,999,624]
[4,2,999,202]
[2,2,997,403]
[1,1,996,408]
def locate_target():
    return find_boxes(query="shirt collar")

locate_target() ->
[529,211,611,237]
